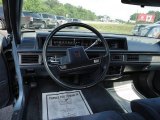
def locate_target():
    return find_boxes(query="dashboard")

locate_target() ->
[37,36,127,50]
[17,31,160,78]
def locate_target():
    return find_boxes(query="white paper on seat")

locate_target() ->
[42,90,93,120]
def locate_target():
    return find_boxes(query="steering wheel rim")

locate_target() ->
[42,22,110,89]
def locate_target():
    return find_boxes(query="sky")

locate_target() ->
[58,0,160,21]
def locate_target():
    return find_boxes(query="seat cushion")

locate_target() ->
[123,112,145,120]
[55,111,146,120]
[55,111,125,120]
[131,97,160,120]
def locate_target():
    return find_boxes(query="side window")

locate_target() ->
[148,27,160,38]
[39,14,42,18]
[42,14,48,18]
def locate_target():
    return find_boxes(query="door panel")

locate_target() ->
[0,37,11,108]
[153,71,160,95]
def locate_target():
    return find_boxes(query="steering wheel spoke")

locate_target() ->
[57,58,101,73]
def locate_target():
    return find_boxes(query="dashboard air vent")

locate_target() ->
[127,55,139,61]
[20,54,40,64]
[111,55,123,61]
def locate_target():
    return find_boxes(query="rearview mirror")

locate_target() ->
[121,0,160,7]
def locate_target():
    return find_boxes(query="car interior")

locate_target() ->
[1,0,160,120]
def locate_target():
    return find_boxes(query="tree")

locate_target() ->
[23,0,42,12]
[44,0,60,9]
[130,13,138,21]
[23,0,97,20]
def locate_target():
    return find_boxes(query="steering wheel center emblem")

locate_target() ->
[74,51,81,58]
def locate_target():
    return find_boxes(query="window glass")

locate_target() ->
[42,14,49,18]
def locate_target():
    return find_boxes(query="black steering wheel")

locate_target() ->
[42,22,110,89]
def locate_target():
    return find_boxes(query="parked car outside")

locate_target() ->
[51,15,59,27]
[67,18,81,23]
[67,18,81,29]
[56,16,67,26]
[0,6,29,30]
[154,21,160,24]
[38,13,59,29]
[140,24,160,38]
[132,24,148,36]
[22,11,43,29]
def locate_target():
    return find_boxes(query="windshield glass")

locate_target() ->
[20,0,160,38]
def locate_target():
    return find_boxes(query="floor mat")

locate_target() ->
[24,79,124,120]
[106,82,145,113]
[42,90,93,120]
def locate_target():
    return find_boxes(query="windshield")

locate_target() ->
[20,0,160,38]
